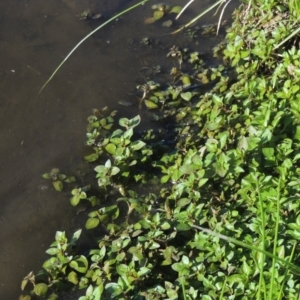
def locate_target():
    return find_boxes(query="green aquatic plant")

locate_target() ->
[42,168,75,191]
[21,0,300,299]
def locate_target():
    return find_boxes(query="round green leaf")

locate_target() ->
[153,10,164,20]
[68,271,78,285]
[170,6,182,14]
[180,92,192,101]
[162,20,173,27]
[86,218,100,229]
[34,283,48,296]
[105,143,116,155]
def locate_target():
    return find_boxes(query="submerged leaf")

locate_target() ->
[170,6,182,14]
[153,10,164,20]
[162,20,173,27]
[144,17,155,24]
[118,100,133,106]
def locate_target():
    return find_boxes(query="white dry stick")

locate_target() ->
[216,0,232,35]
[176,0,195,20]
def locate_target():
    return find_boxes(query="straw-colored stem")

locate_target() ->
[172,0,226,35]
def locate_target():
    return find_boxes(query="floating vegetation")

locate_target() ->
[144,3,182,25]
[42,168,75,191]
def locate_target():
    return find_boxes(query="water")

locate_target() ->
[0,0,238,298]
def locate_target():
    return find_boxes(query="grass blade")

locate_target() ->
[39,0,149,95]
[172,0,225,35]
[192,224,300,274]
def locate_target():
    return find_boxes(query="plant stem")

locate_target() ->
[270,179,281,300]
[38,0,150,95]
[256,177,267,300]
[191,224,300,274]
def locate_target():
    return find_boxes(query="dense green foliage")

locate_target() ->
[20,0,300,299]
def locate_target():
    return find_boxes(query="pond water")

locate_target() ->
[0,0,237,298]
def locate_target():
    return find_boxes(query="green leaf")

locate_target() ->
[70,195,81,206]
[182,255,189,265]
[242,261,251,276]
[94,165,107,175]
[45,248,59,255]
[128,246,143,261]
[68,271,78,284]
[119,117,129,128]
[161,175,170,183]
[86,218,100,229]
[131,140,146,150]
[138,267,150,277]
[111,166,120,176]
[105,283,123,297]
[153,10,164,20]
[105,143,116,155]
[18,296,31,300]
[65,176,76,183]
[72,229,82,242]
[176,223,190,231]
[294,126,300,141]
[42,173,51,179]
[198,178,208,187]
[170,6,182,13]
[105,159,112,168]
[53,181,63,191]
[161,222,171,230]
[162,20,173,27]
[34,283,48,296]
[86,284,93,296]
[47,293,59,300]
[69,255,88,273]
[180,92,192,101]
[116,264,129,276]
[84,153,99,162]
[145,99,159,109]
[128,115,141,128]
[177,198,191,207]
[92,285,103,300]
[262,147,274,159]
[172,262,183,272]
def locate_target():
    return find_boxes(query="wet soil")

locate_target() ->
[0,0,238,298]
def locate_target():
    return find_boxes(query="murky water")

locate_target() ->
[0,0,238,298]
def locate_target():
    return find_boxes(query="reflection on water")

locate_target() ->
[0,0,237,298]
